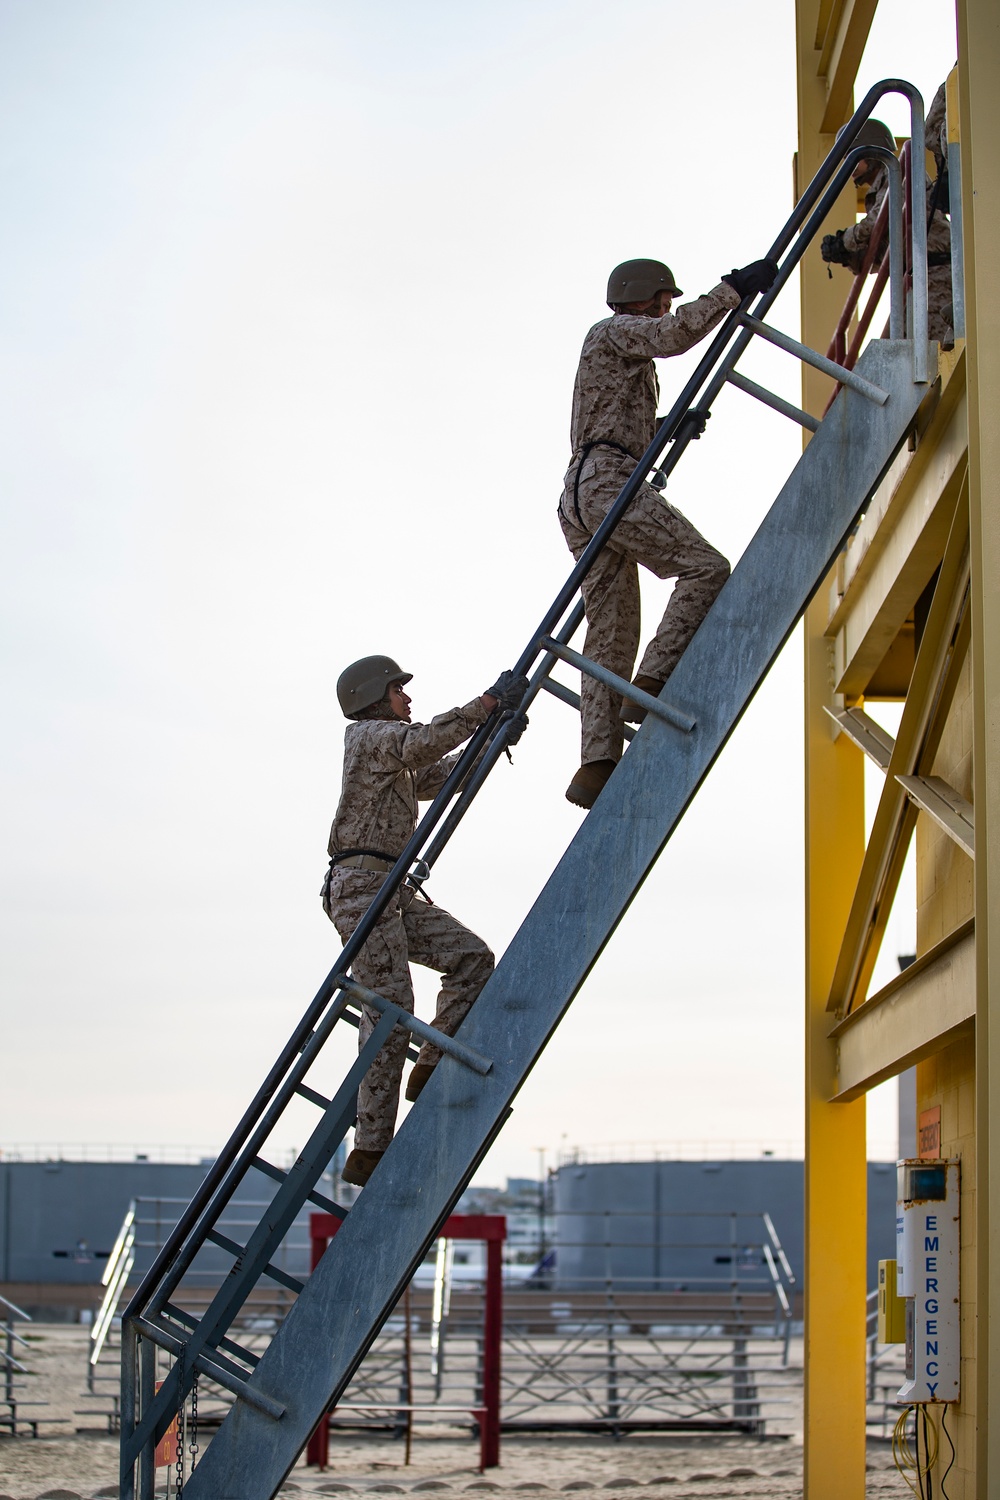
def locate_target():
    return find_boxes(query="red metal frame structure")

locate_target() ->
[305,1212,505,1472]
[824,139,915,414]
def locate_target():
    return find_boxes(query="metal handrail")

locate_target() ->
[122,77,930,1436]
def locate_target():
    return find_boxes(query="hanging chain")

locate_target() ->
[189,1374,199,1473]
[173,1383,185,1498]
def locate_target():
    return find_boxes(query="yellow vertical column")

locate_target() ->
[795,3,868,1495]
[957,0,1000,1487]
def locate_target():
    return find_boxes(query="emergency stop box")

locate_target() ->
[895,1158,960,1404]
[877,1258,906,1343]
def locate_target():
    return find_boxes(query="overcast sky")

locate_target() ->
[0,0,956,1183]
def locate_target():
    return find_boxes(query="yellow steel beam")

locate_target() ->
[797,7,868,1492]
[956,0,1000,1481]
[834,461,960,698]
[818,0,878,134]
[812,0,839,53]
[831,921,975,1099]
[827,360,967,698]
[835,351,966,611]
[826,487,971,1017]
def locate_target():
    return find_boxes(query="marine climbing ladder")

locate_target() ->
[121,81,935,1500]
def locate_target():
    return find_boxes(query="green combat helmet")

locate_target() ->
[607,259,683,309]
[337,655,412,717]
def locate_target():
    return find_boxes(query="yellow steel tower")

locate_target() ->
[797,1,1000,1494]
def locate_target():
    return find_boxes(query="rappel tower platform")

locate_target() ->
[120,83,937,1500]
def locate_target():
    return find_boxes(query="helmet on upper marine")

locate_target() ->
[337,656,412,718]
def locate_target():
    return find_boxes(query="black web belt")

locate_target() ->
[322,848,433,907]
[564,439,638,528]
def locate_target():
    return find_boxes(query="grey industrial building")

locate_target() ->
[0,1158,321,1314]
[1,1153,897,1315]
[551,1158,897,1293]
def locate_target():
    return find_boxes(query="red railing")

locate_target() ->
[305,1212,505,1472]
[824,139,914,414]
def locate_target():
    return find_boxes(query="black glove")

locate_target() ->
[484,670,529,713]
[820,230,852,266]
[684,407,711,441]
[503,711,529,747]
[721,258,779,298]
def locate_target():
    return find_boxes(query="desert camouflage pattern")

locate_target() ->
[569,284,741,459]
[560,453,729,763]
[559,287,737,766]
[323,698,493,1151]
[925,83,948,169]
[328,699,489,859]
[326,870,493,1151]
[841,159,953,343]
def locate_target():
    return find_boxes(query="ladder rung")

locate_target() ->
[725,369,820,432]
[538,638,696,733]
[133,1315,285,1421]
[338,978,493,1076]
[252,1157,348,1221]
[162,1303,260,1369]
[295,1082,332,1109]
[338,1006,420,1062]
[739,312,890,405]
[539,677,635,741]
[824,705,894,770]
[205,1230,305,1295]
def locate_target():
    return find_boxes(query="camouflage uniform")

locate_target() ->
[841,142,952,344]
[322,700,495,1152]
[559,284,740,764]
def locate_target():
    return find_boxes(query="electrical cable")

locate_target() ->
[939,1404,956,1499]
[893,1404,939,1498]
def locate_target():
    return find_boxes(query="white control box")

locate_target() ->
[895,1158,960,1404]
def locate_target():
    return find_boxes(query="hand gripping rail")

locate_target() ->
[120,80,933,1495]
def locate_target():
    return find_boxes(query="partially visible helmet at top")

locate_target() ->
[337,655,412,717]
[837,117,897,160]
[607,259,683,309]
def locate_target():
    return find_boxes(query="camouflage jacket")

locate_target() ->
[842,164,950,273]
[568,284,741,462]
[327,699,489,859]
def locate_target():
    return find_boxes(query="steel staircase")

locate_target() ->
[120,81,935,1499]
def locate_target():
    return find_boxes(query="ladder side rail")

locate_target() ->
[420,600,587,872]
[782,78,926,371]
[141,982,366,1321]
[123,1007,402,1468]
[122,713,507,1320]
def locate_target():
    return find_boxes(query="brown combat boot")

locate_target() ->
[342,1148,384,1187]
[405,1062,436,1102]
[620,674,664,724]
[565,759,617,809]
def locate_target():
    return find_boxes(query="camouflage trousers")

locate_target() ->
[928,264,953,345]
[559,454,730,764]
[324,868,494,1152]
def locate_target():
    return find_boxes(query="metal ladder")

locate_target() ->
[121,80,934,1500]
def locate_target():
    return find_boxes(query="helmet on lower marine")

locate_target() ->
[606,259,683,308]
[337,656,412,717]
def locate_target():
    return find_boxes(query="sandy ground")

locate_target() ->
[0,1429,914,1500]
[0,1326,910,1500]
